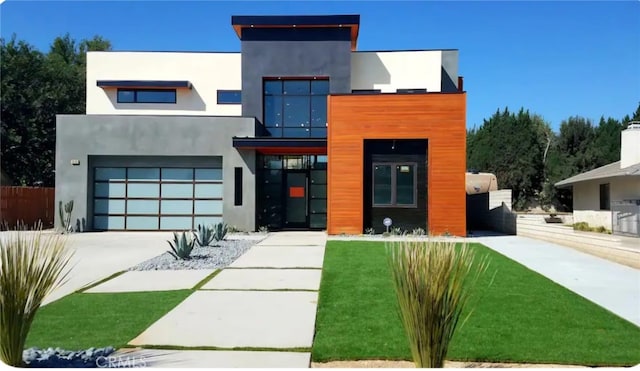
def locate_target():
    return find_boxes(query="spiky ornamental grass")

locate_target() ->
[386,239,488,368]
[0,229,73,366]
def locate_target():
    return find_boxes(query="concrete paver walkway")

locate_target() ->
[470,235,640,327]
[113,348,310,368]
[86,269,215,293]
[202,269,321,291]
[127,231,327,367]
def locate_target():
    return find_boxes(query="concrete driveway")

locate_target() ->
[41,232,171,305]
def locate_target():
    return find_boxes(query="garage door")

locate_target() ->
[93,167,223,230]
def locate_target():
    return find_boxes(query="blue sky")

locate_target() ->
[1,1,638,131]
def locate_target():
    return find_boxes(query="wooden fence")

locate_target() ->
[0,186,55,229]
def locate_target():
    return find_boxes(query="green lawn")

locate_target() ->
[312,241,640,366]
[26,290,192,350]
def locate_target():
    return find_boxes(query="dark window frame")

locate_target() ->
[396,88,427,94]
[234,167,243,206]
[599,183,610,210]
[262,78,329,138]
[217,90,242,105]
[116,89,177,104]
[351,89,382,95]
[372,162,418,208]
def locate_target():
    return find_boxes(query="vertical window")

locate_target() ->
[263,78,329,138]
[599,183,610,210]
[234,167,243,206]
[372,163,417,207]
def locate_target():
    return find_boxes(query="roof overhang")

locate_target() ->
[231,15,360,51]
[96,80,192,89]
[233,137,327,155]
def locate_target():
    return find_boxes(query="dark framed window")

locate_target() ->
[373,163,417,207]
[217,90,242,104]
[351,89,382,94]
[599,183,610,210]
[263,78,329,138]
[117,89,176,104]
[396,88,427,94]
[234,167,243,206]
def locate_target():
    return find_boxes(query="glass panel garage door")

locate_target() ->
[93,167,223,230]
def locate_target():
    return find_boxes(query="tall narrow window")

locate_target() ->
[599,183,610,210]
[234,167,243,206]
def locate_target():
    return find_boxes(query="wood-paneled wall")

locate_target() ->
[327,93,467,236]
[0,187,55,229]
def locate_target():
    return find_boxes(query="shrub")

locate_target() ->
[213,222,229,242]
[411,228,426,236]
[386,240,488,368]
[193,224,215,247]
[258,226,269,234]
[0,227,73,366]
[573,222,591,231]
[365,227,376,235]
[391,227,403,236]
[167,232,195,260]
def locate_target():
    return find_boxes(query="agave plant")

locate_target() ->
[0,227,73,366]
[167,231,195,260]
[193,224,215,247]
[386,240,488,368]
[58,200,74,233]
[213,222,228,242]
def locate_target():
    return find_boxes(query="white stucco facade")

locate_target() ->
[86,52,242,116]
[572,177,640,230]
[351,51,443,92]
[86,50,451,116]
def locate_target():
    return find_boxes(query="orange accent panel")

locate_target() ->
[327,93,467,236]
[289,186,305,198]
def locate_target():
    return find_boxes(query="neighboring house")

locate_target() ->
[55,15,467,235]
[556,123,640,235]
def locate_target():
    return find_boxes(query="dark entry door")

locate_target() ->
[285,171,308,228]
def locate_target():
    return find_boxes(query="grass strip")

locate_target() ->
[312,241,640,366]
[75,270,126,293]
[26,290,192,350]
[192,269,221,290]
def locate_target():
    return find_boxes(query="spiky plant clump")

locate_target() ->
[58,200,74,233]
[213,222,228,242]
[0,228,73,366]
[167,232,195,260]
[386,240,488,368]
[193,224,215,247]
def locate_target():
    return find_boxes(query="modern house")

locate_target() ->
[556,122,640,236]
[55,15,467,235]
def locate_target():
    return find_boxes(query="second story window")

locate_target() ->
[217,90,242,104]
[117,89,176,104]
[263,79,329,138]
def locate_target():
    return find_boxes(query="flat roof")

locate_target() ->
[231,15,360,50]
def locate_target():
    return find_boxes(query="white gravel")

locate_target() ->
[128,238,263,271]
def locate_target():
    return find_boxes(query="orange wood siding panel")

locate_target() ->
[327,93,466,236]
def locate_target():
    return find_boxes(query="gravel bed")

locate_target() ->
[23,347,116,368]
[128,239,258,271]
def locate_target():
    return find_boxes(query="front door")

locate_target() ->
[285,171,308,228]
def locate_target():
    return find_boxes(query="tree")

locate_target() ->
[467,107,551,210]
[0,34,111,187]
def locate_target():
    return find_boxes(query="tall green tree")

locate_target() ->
[1,34,111,187]
[467,107,551,210]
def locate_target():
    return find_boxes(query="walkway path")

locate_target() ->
[469,235,640,327]
[120,231,327,367]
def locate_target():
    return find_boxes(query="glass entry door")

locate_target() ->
[285,171,308,228]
